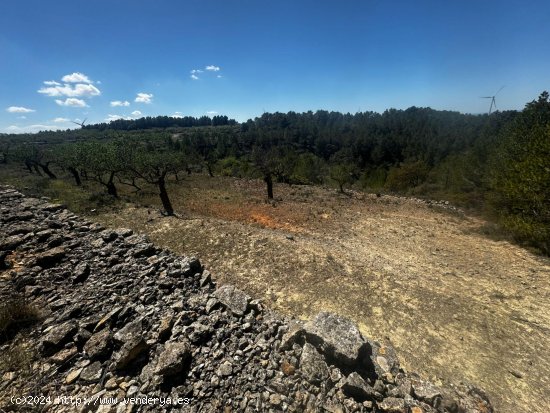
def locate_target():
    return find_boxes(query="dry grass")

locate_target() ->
[92,174,550,413]
[0,295,41,342]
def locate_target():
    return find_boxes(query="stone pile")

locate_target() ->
[0,186,492,412]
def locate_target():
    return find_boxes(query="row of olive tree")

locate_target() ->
[20,139,190,216]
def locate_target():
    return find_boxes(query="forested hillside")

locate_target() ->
[1,92,548,253]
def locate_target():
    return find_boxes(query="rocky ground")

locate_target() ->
[91,176,550,413]
[0,185,493,412]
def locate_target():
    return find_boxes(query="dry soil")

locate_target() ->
[93,176,550,413]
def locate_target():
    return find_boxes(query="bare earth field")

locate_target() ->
[93,175,550,413]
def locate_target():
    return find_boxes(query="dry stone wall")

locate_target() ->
[0,186,493,413]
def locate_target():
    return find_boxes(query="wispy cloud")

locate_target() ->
[131,110,142,117]
[55,98,88,107]
[190,65,221,80]
[110,100,130,107]
[135,93,153,104]
[173,111,183,118]
[43,80,61,86]
[4,124,64,133]
[6,106,35,113]
[206,111,218,115]
[61,72,93,84]
[53,117,70,123]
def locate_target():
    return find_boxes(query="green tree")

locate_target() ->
[251,146,294,199]
[129,148,188,216]
[385,160,430,192]
[328,149,358,193]
[13,144,57,179]
[489,91,550,253]
[79,141,129,197]
[55,143,85,185]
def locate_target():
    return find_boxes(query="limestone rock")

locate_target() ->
[304,312,367,367]
[114,337,149,370]
[213,284,251,316]
[342,372,375,402]
[50,347,78,365]
[411,378,442,405]
[39,321,78,356]
[73,262,90,284]
[378,397,407,413]
[300,343,329,384]
[65,367,83,384]
[80,361,103,383]
[154,341,191,377]
[84,328,112,360]
[113,318,144,343]
[34,247,66,268]
[280,320,305,350]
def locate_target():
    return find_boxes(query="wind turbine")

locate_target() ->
[71,118,87,128]
[481,86,505,115]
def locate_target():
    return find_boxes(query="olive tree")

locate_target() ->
[129,148,188,216]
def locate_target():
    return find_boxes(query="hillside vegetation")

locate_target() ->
[0,92,549,253]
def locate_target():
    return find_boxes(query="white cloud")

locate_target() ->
[6,106,35,113]
[53,117,70,123]
[190,74,199,80]
[191,69,203,74]
[62,72,92,84]
[135,93,153,104]
[206,111,218,115]
[105,114,132,122]
[38,83,101,97]
[217,75,223,78]
[4,124,65,133]
[205,65,220,72]
[131,110,142,117]
[17,115,27,119]
[110,100,130,107]
[43,80,61,86]
[55,98,88,107]
[173,111,183,118]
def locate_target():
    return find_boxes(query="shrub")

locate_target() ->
[385,160,429,192]
[0,295,40,341]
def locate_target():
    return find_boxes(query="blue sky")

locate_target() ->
[1,0,549,133]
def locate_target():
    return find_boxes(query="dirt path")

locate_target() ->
[93,177,550,413]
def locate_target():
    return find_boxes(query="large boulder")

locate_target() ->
[213,285,251,316]
[304,312,368,367]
